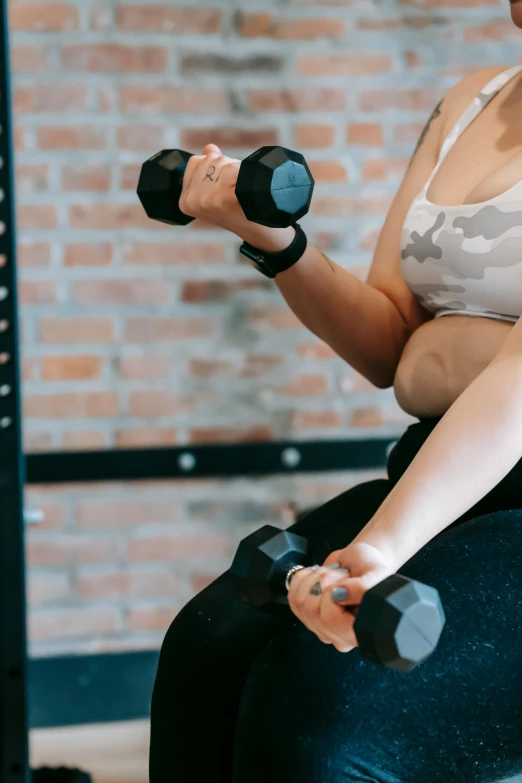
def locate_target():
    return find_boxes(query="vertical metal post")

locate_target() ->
[0,0,30,779]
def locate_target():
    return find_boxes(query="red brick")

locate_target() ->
[467,20,514,41]
[297,342,337,360]
[10,2,79,31]
[276,373,328,396]
[18,241,51,267]
[14,126,25,152]
[119,164,139,191]
[77,569,179,600]
[11,44,47,71]
[40,317,115,344]
[17,205,57,230]
[16,164,49,193]
[23,430,54,452]
[73,279,170,306]
[119,85,227,113]
[128,391,202,417]
[358,88,444,112]
[247,87,346,113]
[21,356,37,381]
[308,160,348,183]
[116,6,221,32]
[24,500,66,530]
[27,536,119,567]
[189,425,274,444]
[314,232,345,252]
[62,165,111,192]
[30,608,121,641]
[362,157,409,183]
[128,532,232,562]
[393,123,425,144]
[241,355,282,378]
[350,407,383,428]
[400,0,497,5]
[359,225,381,253]
[69,204,153,231]
[291,410,343,429]
[117,125,164,151]
[76,498,176,528]
[115,427,177,448]
[237,13,346,39]
[347,123,384,147]
[19,281,58,304]
[312,195,392,218]
[293,124,335,148]
[123,242,226,266]
[181,279,270,303]
[248,306,302,330]
[357,16,440,30]
[298,53,392,77]
[128,606,178,632]
[180,127,278,151]
[24,392,119,418]
[405,51,421,68]
[64,243,113,267]
[190,571,220,594]
[38,126,106,150]
[125,317,215,343]
[41,355,104,381]
[189,358,235,379]
[117,355,171,380]
[28,572,70,605]
[61,44,167,73]
[62,430,108,449]
[14,84,87,113]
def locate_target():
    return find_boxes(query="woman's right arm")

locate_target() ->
[179,67,505,389]
[243,66,507,389]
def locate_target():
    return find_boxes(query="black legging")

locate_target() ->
[149,418,522,783]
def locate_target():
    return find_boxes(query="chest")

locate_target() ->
[427,96,522,208]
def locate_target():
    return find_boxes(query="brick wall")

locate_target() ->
[11,0,514,654]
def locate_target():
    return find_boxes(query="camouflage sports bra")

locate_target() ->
[400,64,522,324]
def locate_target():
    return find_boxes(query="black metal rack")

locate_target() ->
[0,0,29,778]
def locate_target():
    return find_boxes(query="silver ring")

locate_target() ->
[285,564,306,592]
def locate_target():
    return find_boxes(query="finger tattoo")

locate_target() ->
[309,581,322,596]
[205,166,216,182]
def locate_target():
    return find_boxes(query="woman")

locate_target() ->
[149,5,522,782]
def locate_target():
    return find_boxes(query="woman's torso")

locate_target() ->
[395,64,522,418]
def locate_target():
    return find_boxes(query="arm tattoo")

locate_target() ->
[323,253,336,273]
[309,581,322,596]
[205,165,216,181]
[409,99,444,167]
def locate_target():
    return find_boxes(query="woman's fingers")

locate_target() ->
[288,565,355,649]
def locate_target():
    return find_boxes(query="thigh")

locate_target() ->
[233,508,522,783]
[149,478,390,782]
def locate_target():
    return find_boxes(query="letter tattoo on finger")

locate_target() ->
[205,166,216,182]
[309,581,322,596]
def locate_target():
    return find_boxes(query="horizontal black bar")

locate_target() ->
[29,651,159,728]
[25,438,397,485]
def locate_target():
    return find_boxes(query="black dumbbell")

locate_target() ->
[137,146,314,229]
[230,524,446,673]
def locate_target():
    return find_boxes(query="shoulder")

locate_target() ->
[439,65,512,136]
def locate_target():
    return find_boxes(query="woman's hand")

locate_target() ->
[178,143,246,233]
[287,541,396,653]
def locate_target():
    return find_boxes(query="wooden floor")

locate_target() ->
[30,720,149,783]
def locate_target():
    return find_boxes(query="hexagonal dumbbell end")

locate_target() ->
[235,146,314,228]
[137,149,195,226]
[230,524,311,616]
[353,573,446,672]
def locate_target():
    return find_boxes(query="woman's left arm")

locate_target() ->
[352,319,522,572]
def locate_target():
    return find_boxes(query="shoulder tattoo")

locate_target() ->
[409,99,444,165]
